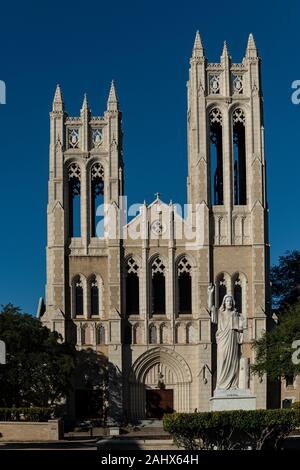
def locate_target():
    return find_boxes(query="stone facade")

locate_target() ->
[40,32,270,421]
[281,376,300,408]
[0,420,63,441]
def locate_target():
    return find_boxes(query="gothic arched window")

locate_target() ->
[216,273,227,308]
[209,108,223,205]
[74,275,84,316]
[177,257,192,314]
[90,275,99,316]
[160,324,168,344]
[91,163,104,237]
[126,257,139,316]
[149,324,157,344]
[133,324,142,345]
[96,325,105,345]
[233,273,243,313]
[151,257,166,315]
[81,326,86,345]
[81,324,91,345]
[232,109,247,205]
[68,163,81,237]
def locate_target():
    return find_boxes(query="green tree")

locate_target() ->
[252,302,300,380]
[0,304,76,407]
[270,250,300,311]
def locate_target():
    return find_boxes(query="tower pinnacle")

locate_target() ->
[192,31,205,58]
[52,84,64,111]
[81,93,89,111]
[221,40,230,58]
[107,80,119,111]
[246,33,258,57]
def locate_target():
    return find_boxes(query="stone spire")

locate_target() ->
[247,33,256,50]
[81,93,90,111]
[221,40,230,59]
[52,84,64,111]
[192,30,205,58]
[107,80,119,111]
[246,33,258,57]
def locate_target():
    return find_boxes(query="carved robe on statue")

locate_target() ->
[210,293,245,390]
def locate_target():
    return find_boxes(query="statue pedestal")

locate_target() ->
[210,389,256,411]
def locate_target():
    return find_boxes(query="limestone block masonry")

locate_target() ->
[40,32,270,421]
[0,420,63,441]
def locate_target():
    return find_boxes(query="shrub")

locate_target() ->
[163,409,300,450]
[291,402,300,410]
[0,407,52,422]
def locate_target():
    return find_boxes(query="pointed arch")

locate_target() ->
[125,256,140,316]
[71,274,87,318]
[232,108,247,205]
[215,272,231,308]
[87,273,104,317]
[176,255,193,314]
[133,323,143,345]
[90,162,104,237]
[129,347,192,418]
[150,255,166,315]
[175,322,186,344]
[68,163,81,237]
[232,272,248,314]
[149,324,157,344]
[131,347,192,385]
[96,324,106,345]
[209,107,223,205]
[81,323,92,345]
[159,323,169,344]
[90,274,99,316]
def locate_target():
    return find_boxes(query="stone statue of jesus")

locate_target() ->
[208,284,246,390]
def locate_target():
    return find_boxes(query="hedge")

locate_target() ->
[291,402,300,410]
[0,408,53,422]
[163,409,300,450]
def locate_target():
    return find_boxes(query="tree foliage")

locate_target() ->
[270,250,300,311]
[252,302,300,380]
[0,304,76,408]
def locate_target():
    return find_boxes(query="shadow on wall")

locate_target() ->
[71,348,123,426]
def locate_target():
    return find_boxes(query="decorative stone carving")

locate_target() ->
[209,74,220,94]
[209,107,222,125]
[232,108,245,125]
[177,256,191,275]
[91,162,104,180]
[68,128,79,148]
[151,257,165,275]
[232,74,243,94]
[92,128,103,148]
[126,256,139,274]
[151,220,165,235]
[68,163,81,180]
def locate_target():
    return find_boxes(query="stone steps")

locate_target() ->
[138,419,164,428]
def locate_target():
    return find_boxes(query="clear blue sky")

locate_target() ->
[0,0,299,314]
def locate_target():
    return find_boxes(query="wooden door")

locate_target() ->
[146,389,174,419]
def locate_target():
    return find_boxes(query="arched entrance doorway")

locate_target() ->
[129,347,192,421]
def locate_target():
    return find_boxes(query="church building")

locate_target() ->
[39,32,271,421]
